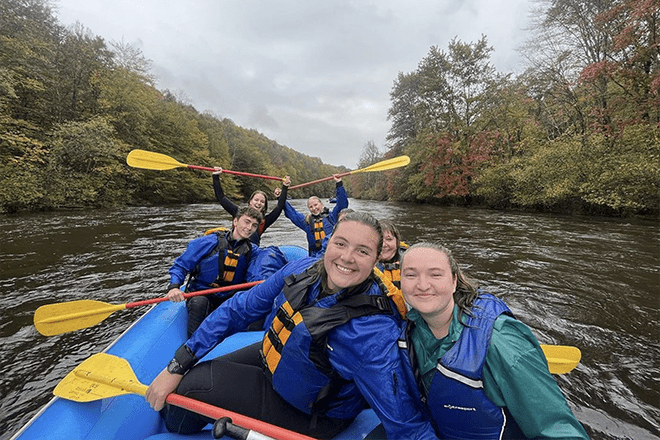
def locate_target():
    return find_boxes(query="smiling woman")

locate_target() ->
[399,243,590,440]
[323,214,381,290]
[145,212,439,440]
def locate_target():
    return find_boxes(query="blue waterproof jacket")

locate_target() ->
[180,257,439,440]
[284,183,348,256]
[168,230,256,294]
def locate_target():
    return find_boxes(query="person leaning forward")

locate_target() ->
[146,212,439,440]
[165,206,262,337]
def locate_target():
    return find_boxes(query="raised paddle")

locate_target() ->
[54,353,317,440]
[33,281,262,336]
[288,155,411,190]
[126,149,284,181]
[541,344,581,374]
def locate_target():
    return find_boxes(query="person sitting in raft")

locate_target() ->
[213,168,291,245]
[165,206,262,337]
[146,212,439,440]
[376,220,408,290]
[398,242,590,439]
[283,175,348,257]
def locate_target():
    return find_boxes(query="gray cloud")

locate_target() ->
[55,0,532,168]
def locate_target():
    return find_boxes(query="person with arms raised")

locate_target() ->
[284,175,348,257]
[213,168,291,245]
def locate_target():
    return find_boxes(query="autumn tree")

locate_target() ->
[386,37,505,202]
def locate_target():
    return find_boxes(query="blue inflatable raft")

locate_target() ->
[12,245,381,440]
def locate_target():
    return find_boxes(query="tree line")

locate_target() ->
[0,0,345,214]
[352,0,658,217]
[2,0,658,217]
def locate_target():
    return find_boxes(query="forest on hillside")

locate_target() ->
[0,0,346,214]
[1,0,658,216]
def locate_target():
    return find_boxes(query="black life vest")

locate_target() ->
[261,265,397,415]
[309,210,330,251]
[211,230,252,286]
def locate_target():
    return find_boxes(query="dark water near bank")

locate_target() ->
[1,200,658,439]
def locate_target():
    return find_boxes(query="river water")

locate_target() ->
[1,199,658,439]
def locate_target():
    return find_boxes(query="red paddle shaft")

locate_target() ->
[288,172,350,190]
[167,393,318,440]
[125,281,263,309]
[187,165,283,181]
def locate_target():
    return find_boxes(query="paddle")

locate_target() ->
[33,281,262,337]
[541,344,581,374]
[126,149,284,181]
[288,155,411,190]
[54,353,317,440]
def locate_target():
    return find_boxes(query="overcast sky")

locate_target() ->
[53,0,533,168]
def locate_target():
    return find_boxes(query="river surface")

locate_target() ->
[1,200,658,440]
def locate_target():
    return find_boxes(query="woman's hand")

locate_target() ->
[145,368,183,411]
[333,174,342,182]
[213,167,223,175]
[274,187,282,197]
[166,288,185,303]
[283,175,291,187]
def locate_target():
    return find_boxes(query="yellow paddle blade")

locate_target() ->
[54,353,148,402]
[126,149,187,171]
[351,155,410,174]
[541,344,581,374]
[34,300,125,336]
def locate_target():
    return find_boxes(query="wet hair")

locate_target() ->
[248,190,268,215]
[379,220,401,258]
[235,206,263,224]
[400,242,479,321]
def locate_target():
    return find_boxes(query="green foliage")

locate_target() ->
[0,118,48,212]
[44,117,129,208]
[2,0,656,217]
[477,125,660,215]
[0,0,343,214]
[579,125,660,213]
[371,1,659,216]
[0,162,45,213]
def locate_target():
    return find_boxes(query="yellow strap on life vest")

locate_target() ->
[222,250,240,282]
[312,219,325,248]
[263,301,303,373]
[204,226,229,236]
[382,268,401,283]
[372,267,407,319]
